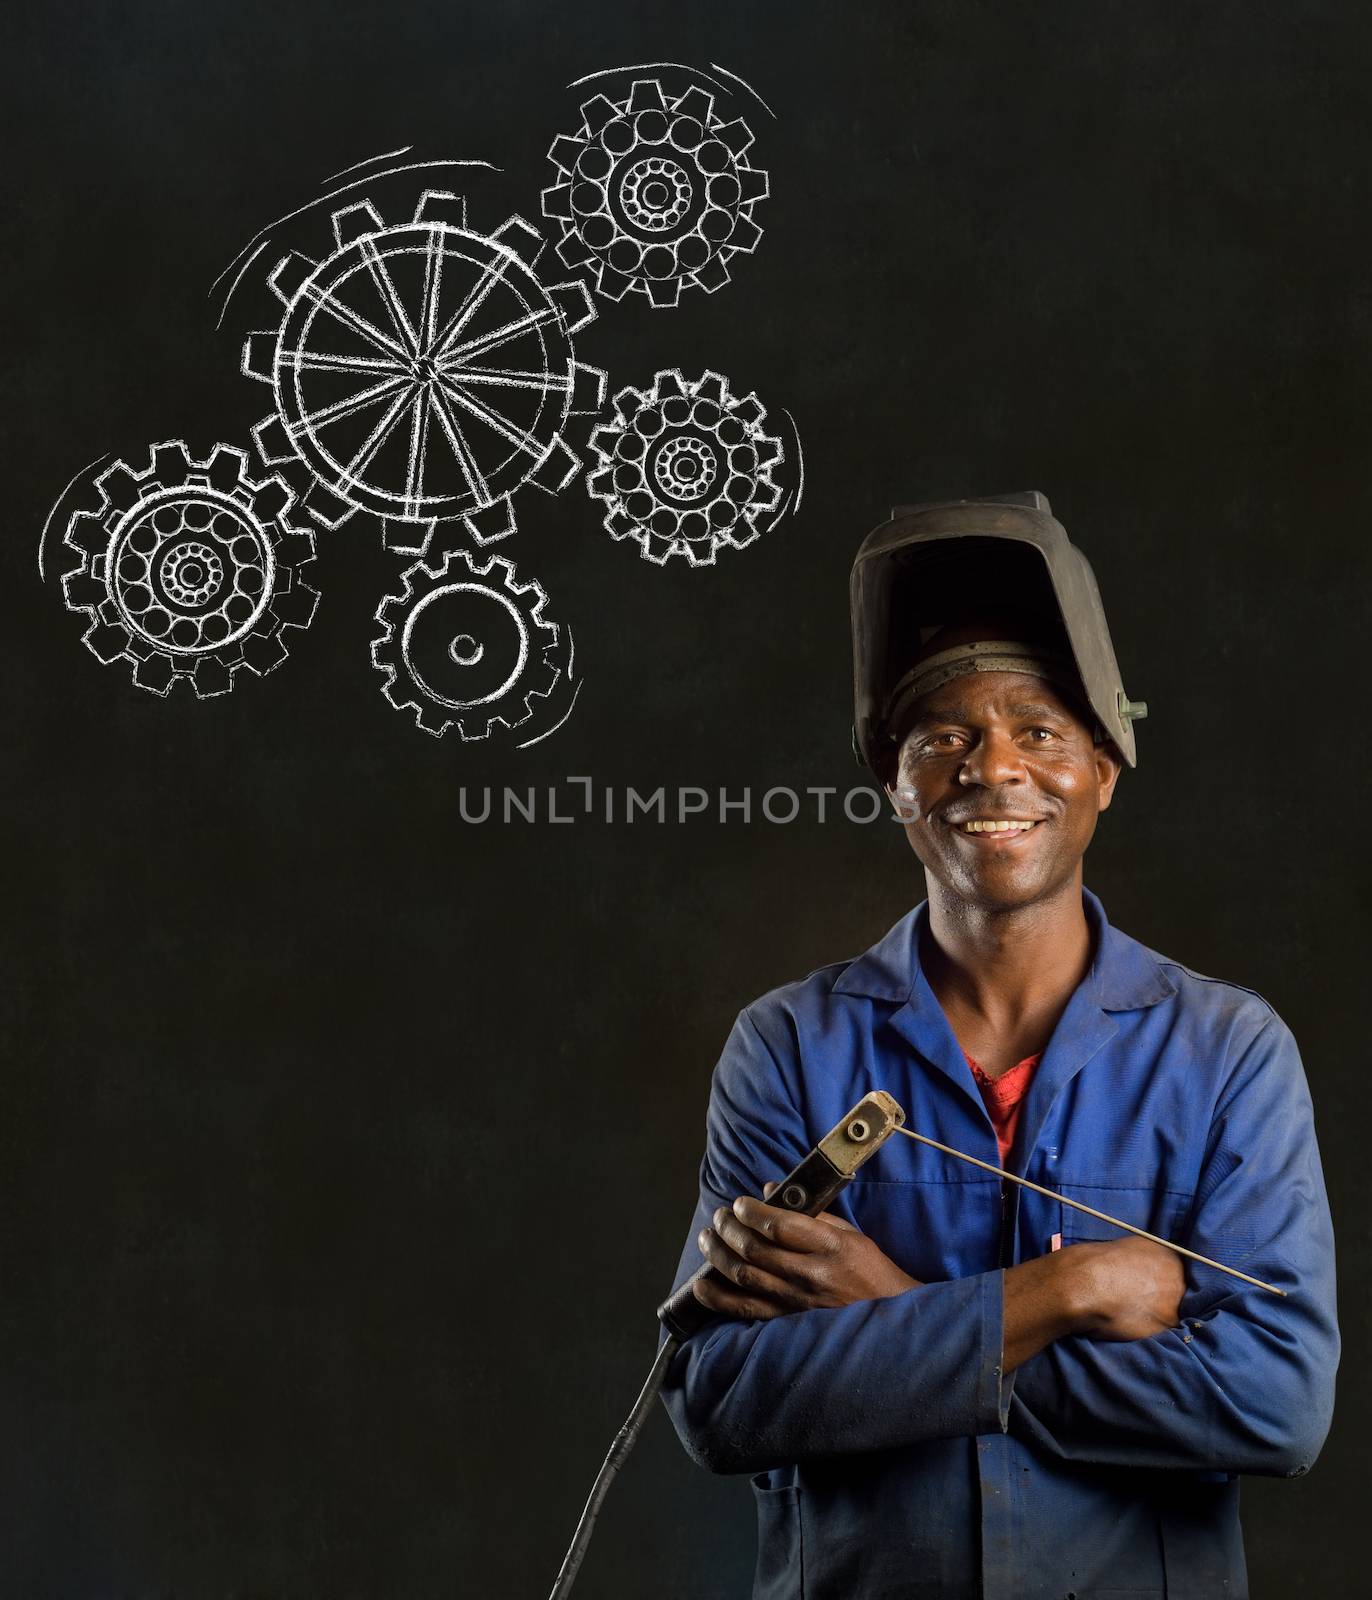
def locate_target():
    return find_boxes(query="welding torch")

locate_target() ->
[546,1091,1284,1599]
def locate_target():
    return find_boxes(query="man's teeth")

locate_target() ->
[958,819,1039,833]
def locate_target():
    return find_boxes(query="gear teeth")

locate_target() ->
[717,519,761,551]
[693,372,727,405]
[647,277,682,309]
[205,444,249,493]
[84,620,132,664]
[739,167,770,203]
[673,86,715,122]
[551,279,596,335]
[693,256,733,293]
[594,264,633,301]
[729,215,763,254]
[530,437,580,495]
[62,569,107,610]
[521,657,559,702]
[464,550,509,584]
[587,423,622,457]
[302,480,355,529]
[541,183,574,221]
[462,496,518,546]
[97,460,146,513]
[555,233,597,270]
[579,93,619,136]
[628,78,669,113]
[490,215,544,265]
[65,511,111,559]
[381,516,434,558]
[716,118,756,157]
[547,134,584,169]
[751,477,783,515]
[654,370,690,401]
[190,657,234,697]
[272,583,319,629]
[585,465,615,499]
[567,362,606,415]
[242,331,277,383]
[150,442,194,484]
[332,201,386,247]
[417,703,453,738]
[643,533,684,566]
[413,189,468,228]
[268,251,318,305]
[275,530,316,569]
[755,434,784,470]
[247,475,293,521]
[682,539,719,568]
[379,674,411,712]
[253,415,298,468]
[729,393,766,428]
[241,633,288,676]
[131,653,176,695]
[606,507,638,542]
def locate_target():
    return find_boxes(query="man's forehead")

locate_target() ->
[905,671,1087,726]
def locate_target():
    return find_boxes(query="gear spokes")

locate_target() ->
[243,191,605,557]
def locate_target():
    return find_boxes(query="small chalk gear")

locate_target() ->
[60,440,319,699]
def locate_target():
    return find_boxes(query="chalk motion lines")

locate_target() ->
[44,61,799,741]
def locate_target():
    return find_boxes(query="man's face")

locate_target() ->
[884,670,1122,911]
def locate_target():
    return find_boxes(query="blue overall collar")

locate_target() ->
[833,888,1177,1164]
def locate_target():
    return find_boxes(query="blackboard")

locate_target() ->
[5,2,1362,1595]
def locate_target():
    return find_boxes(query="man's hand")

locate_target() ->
[1065,1236,1188,1341]
[693,1180,922,1321]
[1002,1235,1187,1372]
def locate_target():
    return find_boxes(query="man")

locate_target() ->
[659,494,1338,1599]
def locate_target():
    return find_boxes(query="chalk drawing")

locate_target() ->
[585,369,785,565]
[59,441,318,698]
[242,190,606,555]
[542,75,769,306]
[370,547,562,739]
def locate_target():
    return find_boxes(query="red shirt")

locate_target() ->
[963,1049,1043,1165]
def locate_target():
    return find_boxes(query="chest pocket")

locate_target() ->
[1056,1181,1195,1246]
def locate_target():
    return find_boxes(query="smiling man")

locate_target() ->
[659,494,1339,1600]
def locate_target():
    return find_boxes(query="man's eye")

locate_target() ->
[924,732,966,750]
[1024,727,1057,743]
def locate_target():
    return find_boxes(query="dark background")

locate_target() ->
[3,1,1366,1594]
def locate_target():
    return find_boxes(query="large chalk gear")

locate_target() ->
[849,490,1148,775]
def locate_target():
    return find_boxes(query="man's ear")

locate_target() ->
[1094,741,1124,812]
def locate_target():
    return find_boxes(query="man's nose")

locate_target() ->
[957,730,1026,787]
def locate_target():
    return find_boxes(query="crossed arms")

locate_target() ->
[660,1008,1339,1479]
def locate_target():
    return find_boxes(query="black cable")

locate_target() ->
[546,1334,680,1600]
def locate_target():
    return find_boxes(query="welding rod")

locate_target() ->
[891,1125,1286,1296]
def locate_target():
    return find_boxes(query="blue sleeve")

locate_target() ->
[659,1005,1009,1476]
[1009,1012,1339,1477]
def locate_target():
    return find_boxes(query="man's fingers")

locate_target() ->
[729,1195,848,1252]
[690,1269,790,1322]
[697,1227,810,1309]
[710,1208,810,1279]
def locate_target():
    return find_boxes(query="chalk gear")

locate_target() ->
[849,491,1148,776]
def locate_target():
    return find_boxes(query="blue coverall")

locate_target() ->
[660,890,1339,1599]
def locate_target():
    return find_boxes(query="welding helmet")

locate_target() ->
[849,491,1147,777]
